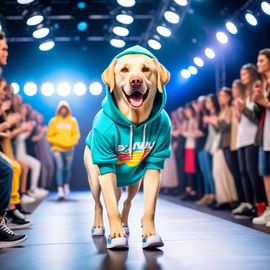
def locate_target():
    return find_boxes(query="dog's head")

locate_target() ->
[102,52,170,111]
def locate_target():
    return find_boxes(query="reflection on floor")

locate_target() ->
[1,191,270,270]
[160,194,270,235]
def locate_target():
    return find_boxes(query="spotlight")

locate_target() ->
[156,26,171,37]
[39,40,55,51]
[113,26,129,37]
[73,82,86,96]
[216,31,228,44]
[261,1,270,15]
[188,66,198,75]
[26,13,44,26]
[174,0,188,6]
[24,82,37,96]
[193,57,204,67]
[245,12,258,26]
[41,82,54,96]
[17,0,35,4]
[116,14,134,25]
[164,10,180,24]
[225,21,238,34]
[89,82,103,96]
[33,26,50,39]
[57,82,71,96]
[148,39,161,50]
[0,24,2,31]
[117,0,136,7]
[11,83,20,94]
[77,21,88,32]
[205,48,215,59]
[77,1,87,9]
[181,69,191,79]
[110,38,125,48]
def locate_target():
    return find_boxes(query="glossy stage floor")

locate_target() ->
[1,191,270,270]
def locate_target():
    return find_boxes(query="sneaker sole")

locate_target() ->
[107,237,128,249]
[233,215,254,220]
[142,235,164,249]
[8,222,32,230]
[0,236,27,248]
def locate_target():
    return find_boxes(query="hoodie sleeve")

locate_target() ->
[144,113,171,171]
[71,118,81,146]
[90,128,118,175]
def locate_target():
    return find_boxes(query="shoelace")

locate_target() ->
[0,219,14,235]
[13,209,26,220]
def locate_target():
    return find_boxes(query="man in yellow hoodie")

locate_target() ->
[47,100,80,200]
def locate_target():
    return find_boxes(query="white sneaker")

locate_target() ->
[58,187,65,200]
[107,236,128,249]
[252,208,270,225]
[37,188,49,197]
[64,184,70,196]
[20,194,36,205]
[28,189,44,200]
[232,202,246,215]
[142,235,164,249]
[266,220,270,227]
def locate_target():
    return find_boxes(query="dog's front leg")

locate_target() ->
[141,169,161,237]
[99,173,125,238]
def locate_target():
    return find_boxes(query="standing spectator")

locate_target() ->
[47,100,80,200]
[253,49,270,226]
[235,64,266,219]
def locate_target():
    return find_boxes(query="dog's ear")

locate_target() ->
[153,59,170,93]
[102,59,118,93]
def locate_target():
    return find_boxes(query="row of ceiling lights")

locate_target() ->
[17,0,55,51]
[110,0,188,49]
[180,1,270,79]
[11,81,103,97]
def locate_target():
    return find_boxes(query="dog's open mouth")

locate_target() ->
[123,89,149,107]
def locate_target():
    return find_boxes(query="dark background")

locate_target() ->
[1,0,270,189]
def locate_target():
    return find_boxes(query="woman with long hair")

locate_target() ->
[234,63,266,219]
[252,48,270,226]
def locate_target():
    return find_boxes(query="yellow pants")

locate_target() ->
[0,152,21,205]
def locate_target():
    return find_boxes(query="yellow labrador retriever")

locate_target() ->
[84,45,171,249]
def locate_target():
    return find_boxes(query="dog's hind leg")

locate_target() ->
[83,146,104,229]
[121,180,141,226]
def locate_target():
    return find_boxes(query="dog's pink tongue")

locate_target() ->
[129,92,143,107]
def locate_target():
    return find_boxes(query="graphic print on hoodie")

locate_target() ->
[86,45,171,187]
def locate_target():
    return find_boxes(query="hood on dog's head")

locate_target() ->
[102,45,170,93]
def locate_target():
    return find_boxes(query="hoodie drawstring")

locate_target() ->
[129,125,133,158]
[129,124,147,159]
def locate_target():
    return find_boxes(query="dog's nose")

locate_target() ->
[130,76,143,88]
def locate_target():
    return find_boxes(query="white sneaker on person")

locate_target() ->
[20,194,36,205]
[36,188,49,197]
[232,202,246,215]
[252,208,270,225]
[64,184,70,196]
[28,189,44,200]
[58,187,65,201]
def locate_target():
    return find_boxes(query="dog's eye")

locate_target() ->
[142,67,150,72]
[121,67,129,73]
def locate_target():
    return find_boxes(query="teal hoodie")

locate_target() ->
[86,45,171,187]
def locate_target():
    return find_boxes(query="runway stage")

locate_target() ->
[1,191,270,270]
